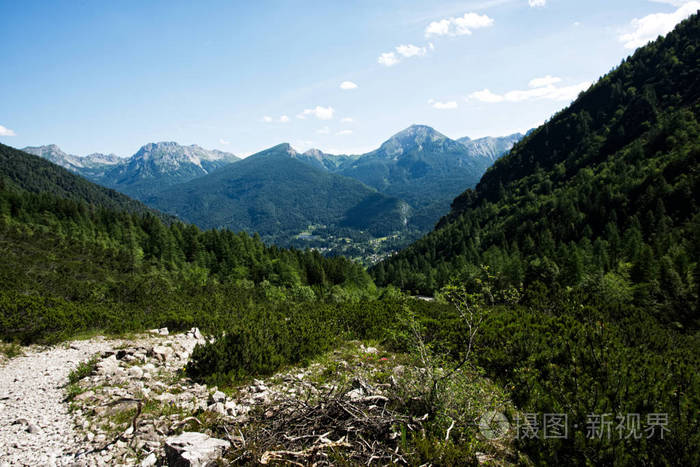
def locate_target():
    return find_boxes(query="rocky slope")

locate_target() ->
[99,142,240,198]
[457,133,524,170]
[21,145,121,172]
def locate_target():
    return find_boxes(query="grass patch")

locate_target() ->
[68,354,100,384]
[0,341,23,360]
[65,383,87,403]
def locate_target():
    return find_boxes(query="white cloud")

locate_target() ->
[0,125,16,136]
[428,99,458,109]
[297,106,335,120]
[316,126,330,135]
[341,117,354,123]
[336,130,353,136]
[263,115,290,123]
[425,12,494,37]
[396,44,427,57]
[619,1,700,49]
[378,52,400,66]
[339,81,358,90]
[528,0,546,7]
[379,43,431,67]
[425,19,450,37]
[528,75,562,88]
[468,78,591,103]
[219,138,230,145]
[468,89,505,103]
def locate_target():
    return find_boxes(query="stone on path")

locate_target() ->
[141,451,158,466]
[164,431,230,467]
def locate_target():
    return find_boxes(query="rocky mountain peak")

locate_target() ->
[252,143,298,159]
[377,125,457,157]
[303,148,324,158]
[22,144,68,157]
[83,153,123,166]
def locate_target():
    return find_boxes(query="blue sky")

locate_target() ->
[1,0,698,157]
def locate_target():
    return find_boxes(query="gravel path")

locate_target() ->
[0,338,113,466]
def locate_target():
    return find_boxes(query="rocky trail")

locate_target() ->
[0,337,114,466]
[0,329,222,466]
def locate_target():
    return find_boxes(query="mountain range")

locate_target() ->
[22,142,240,199]
[145,143,411,239]
[21,126,522,252]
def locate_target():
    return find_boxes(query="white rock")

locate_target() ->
[140,452,157,466]
[128,366,144,379]
[151,345,172,362]
[346,388,364,400]
[195,400,208,412]
[252,392,270,404]
[164,432,230,467]
[224,401,238,415]
[208,402,227,415]
[97,355,119,375]
[156,393,175,404]
[210,391,226,403]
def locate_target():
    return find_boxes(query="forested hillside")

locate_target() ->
[0,143,163,217]
[376,13,700,325]
[0,146,377,345]
[370,14,700,465]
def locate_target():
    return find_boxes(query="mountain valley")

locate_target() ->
[1,7,699,465]
[23,127,521,262]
